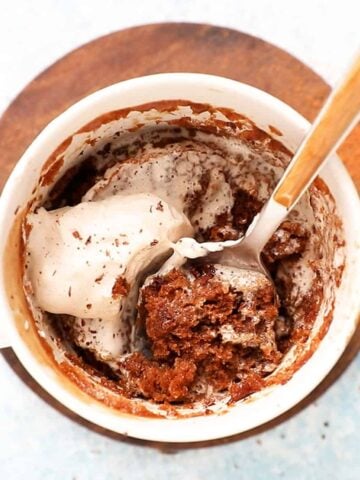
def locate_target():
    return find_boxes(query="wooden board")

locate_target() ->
[0,23,358,447]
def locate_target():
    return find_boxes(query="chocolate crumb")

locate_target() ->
[156,201,164,212]
[112,276,129,298]
[72,230,82,240]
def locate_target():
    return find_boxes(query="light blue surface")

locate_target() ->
[0,351,359,480]
[1,2,360,479]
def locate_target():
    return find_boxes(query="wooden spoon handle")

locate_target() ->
[274,52,360,208]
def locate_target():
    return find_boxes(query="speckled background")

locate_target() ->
[0,1,359,479]
[0,352,359,479]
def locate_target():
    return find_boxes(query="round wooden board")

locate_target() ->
[0,23,359,447]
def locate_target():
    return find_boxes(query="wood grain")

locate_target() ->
[0,23,358,447]
[0,23,335,189]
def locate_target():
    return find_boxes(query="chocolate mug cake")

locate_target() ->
[20,101,344,414]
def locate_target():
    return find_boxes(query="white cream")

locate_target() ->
[83,142,237,231]
[26,193,192,358]
[214,264,271,293]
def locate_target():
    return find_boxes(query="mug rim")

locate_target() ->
[0,73,359,442]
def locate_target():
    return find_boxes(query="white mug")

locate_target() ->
[0,74,359,442]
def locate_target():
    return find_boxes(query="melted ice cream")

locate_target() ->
[26,193,192,358]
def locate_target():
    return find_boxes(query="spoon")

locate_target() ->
[170,52,360,277]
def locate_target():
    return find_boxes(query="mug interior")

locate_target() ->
[0,74,358,442]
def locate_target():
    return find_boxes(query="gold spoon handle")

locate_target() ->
[274,52,360,209]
